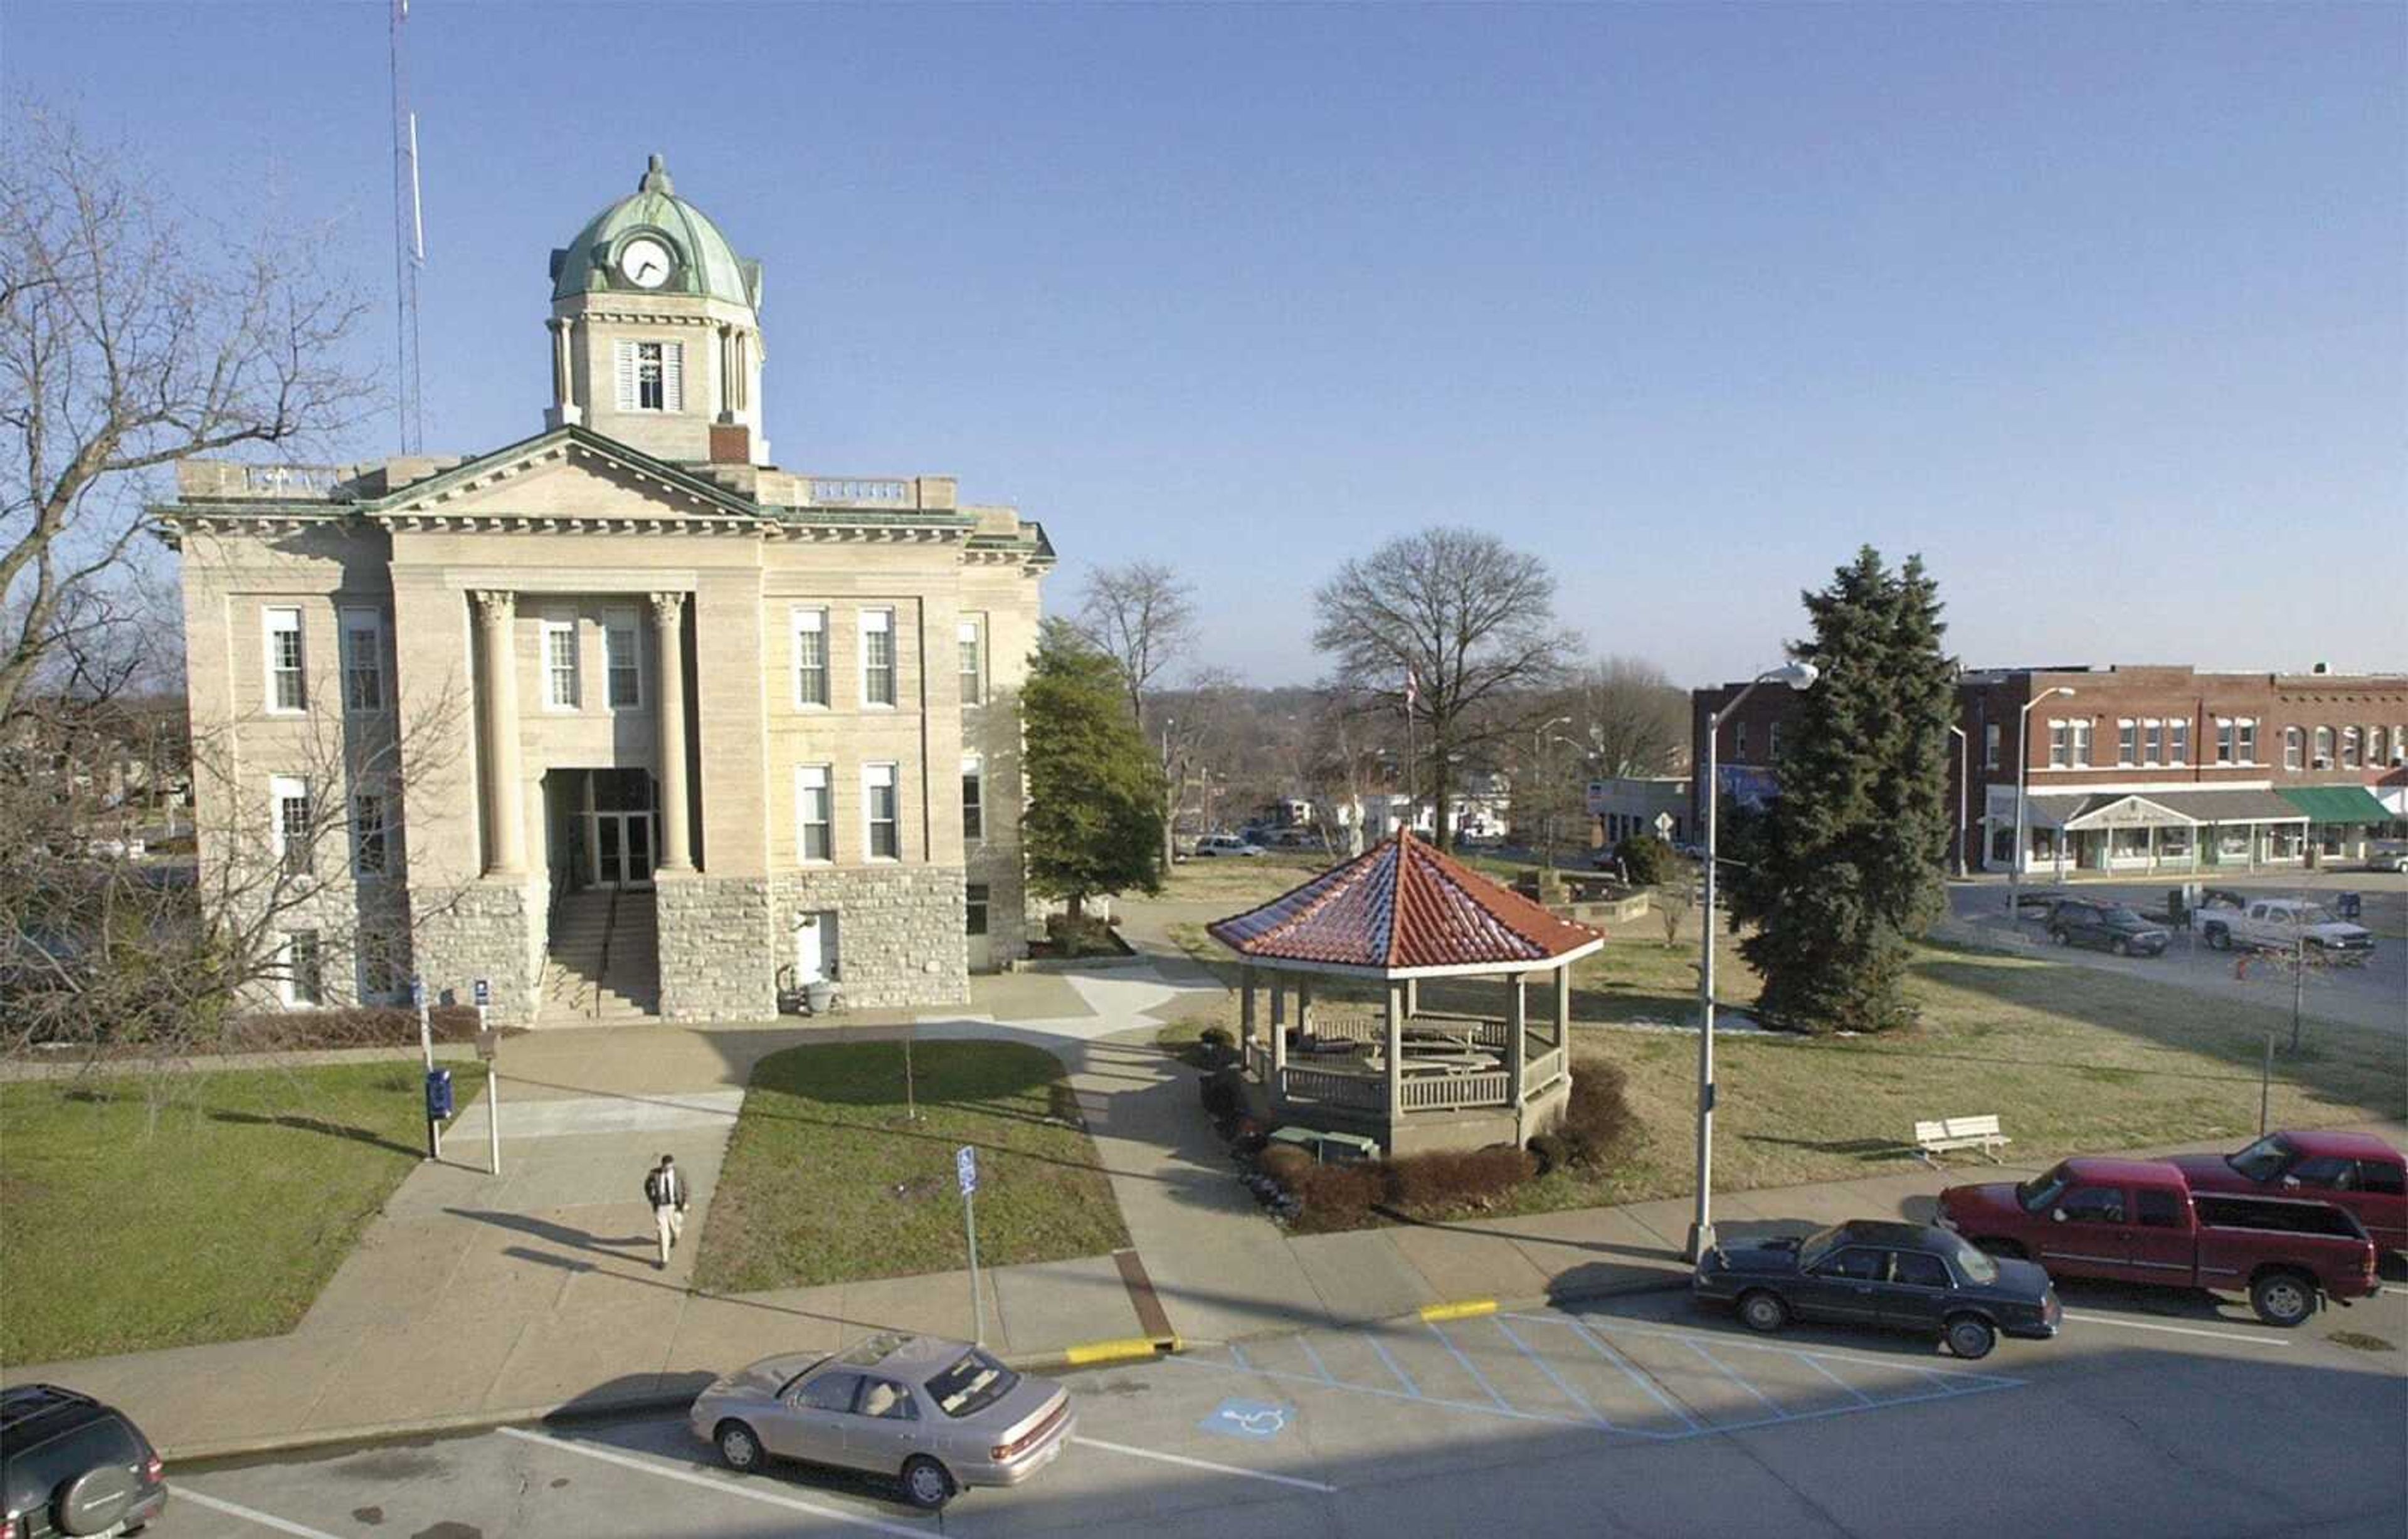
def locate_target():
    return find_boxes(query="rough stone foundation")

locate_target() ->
[413,878,537,1024]
[656,873,777,1022]
[774,866,969,1009]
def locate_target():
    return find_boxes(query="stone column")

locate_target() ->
[472,590,527,876]
[651,591,694,873]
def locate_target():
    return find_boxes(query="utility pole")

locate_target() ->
[387,0,426,453]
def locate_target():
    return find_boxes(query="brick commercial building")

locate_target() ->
[164,157,1052,1024]
[1694,665,2406,877]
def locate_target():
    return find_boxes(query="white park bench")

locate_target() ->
[1912,1114,2010,1166]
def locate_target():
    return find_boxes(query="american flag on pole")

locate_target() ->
[1404,666,1419,710]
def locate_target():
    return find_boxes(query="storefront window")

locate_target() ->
[2268,826,2305,859]
[2217,826,2252,858]
[2111,827,2150,859]
[2158,828,2193,860]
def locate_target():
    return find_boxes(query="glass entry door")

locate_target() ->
[592,811,655,889]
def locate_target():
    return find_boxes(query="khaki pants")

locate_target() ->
[655,1205,684,1265]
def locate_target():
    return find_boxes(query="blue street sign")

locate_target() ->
[956,1145,978,1195]
[1200,1398,1292,1440]
[409,977,425,1008]
[473,978,491,1008]
[425,1067,453,1121]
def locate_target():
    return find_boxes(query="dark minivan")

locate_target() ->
[2047,900,2170,957]
[1,1385,166,1539]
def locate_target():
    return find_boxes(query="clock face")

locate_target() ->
[617,236,673,290]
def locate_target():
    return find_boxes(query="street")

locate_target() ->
[1945,873,2408,1038]
[159,1281,2407,1539]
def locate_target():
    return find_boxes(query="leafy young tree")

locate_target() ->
[1312,527,1576,849]
[1023,621,1167,917]
[1723,548,1956,1034]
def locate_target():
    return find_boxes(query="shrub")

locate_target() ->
[1613,833,1674,886]
[1556,1060,1639,1169]
[1045,913,1127,959]
[1199,1026,1233,1052]
[224,1004,483,1053]
[1383,1145,1536,1215]
[1287,1157,1386,1233]
[1526,1131,1573,1175]
[1198,1066,1244,1120]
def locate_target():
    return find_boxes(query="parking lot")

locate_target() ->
[160,1281,2406,1539]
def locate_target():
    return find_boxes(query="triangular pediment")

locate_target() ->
[372,428,761,526]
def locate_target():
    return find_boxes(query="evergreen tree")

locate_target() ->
[1023,619,1168,917]
[1724,549,1956,1033]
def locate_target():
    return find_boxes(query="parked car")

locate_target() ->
[1191,834,1266,859]
[1,1383,167,1539]
[1691,1219,2060,1361]
[2011,887,2073,917]
[1938,1157,2380,1326]
[2364,841,2408,873]
[2166,1131,2407,1254]
[2197,896,2376,960]
[689,1333,1074,1510]
[2045,900,2170,957]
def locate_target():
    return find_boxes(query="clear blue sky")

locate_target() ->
[8,2,2401,685]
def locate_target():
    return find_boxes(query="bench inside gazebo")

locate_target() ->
[1208,830,1602,1156]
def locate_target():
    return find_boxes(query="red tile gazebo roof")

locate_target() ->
[1207,830,1603,977]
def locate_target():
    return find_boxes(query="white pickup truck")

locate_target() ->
[2197,895,2377,962]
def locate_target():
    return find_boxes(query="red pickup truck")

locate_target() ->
[1938,1157,2379,1326]
[2165,1131,2407,1254]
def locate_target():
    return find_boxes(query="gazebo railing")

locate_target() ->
[1521,1044,1566,1098]
[1399,1069,1514,1112]
[1295,1008,1509,1052]
[1279,1063,1386,1110]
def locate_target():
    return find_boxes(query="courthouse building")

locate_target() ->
[163,157,1052,1024]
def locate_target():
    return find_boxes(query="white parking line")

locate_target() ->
[1073,1436,1339,1494]
[496,1427,931,1536]
[169,1486,345,1538]
[2061,1311,2293,1346]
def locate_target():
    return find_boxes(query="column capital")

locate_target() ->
[470,589,516,623]
[649,591,688,623]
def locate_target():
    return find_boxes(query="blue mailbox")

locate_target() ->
[425,1067,454,1121]
[2337,891,2362,920]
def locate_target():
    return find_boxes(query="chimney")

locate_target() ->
[2312,661,2331,675]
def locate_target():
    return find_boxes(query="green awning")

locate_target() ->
[2279,785,2394,824]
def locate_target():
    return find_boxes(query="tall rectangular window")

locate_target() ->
[2069,718,2092,767]
[352,792,388,878]
[265,607,305,712]
[2284,726,2304,770]
[2117,719,2137,766]
[604,608,642,708]
[340,609,383,713]
[282,930,324,1007]
[966,882,990,937]
[958,617,985,705]
[2167,718,2189,764]
[961,755,985,843]
[2049,719,2070,768]
[615,339,684,412]
[2236,718,2258,764]
[791,608,828,707]
[271,775,312,876]
[860,607,896,707]
[1733,722,1749,760]
[1983,723,1999,769]
[1766,721,1781,757]
[2342,726,2362,768]
[2144,718,2165,765]
[796,765,832,862]
[543,616,579,710]
[863,762,899,859]
[359,930,401,1003]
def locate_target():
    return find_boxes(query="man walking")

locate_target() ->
[645,1153,688,1269]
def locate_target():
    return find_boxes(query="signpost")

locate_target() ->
[473,980,499,1176]
[957,1145,983,1345]
[411,977,431,1071]
[1654,811,1675,842]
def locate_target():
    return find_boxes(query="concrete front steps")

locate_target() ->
[539,890,660,1026]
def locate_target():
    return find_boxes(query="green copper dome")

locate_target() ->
[550,154,762,310]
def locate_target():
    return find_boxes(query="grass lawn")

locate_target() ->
[0,1062,459,1364]
[694,1040,1130,1293]
[1143,896,2407,1224]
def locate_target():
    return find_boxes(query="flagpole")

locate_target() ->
[1403,662,1417,836]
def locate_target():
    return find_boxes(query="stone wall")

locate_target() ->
[774,866,969,1009]
[657,873,776,1021]
[413,878,537,1023]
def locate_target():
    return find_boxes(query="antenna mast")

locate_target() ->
[388,0,426,453]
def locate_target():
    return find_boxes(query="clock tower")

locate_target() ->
[546,154,769,466]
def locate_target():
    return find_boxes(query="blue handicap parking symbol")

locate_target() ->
[1200,1397,1292,1440]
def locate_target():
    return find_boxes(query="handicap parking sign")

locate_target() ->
[1200,1397,1292,1440]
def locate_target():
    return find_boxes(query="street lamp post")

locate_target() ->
[1946,724,1969,878]
[2010,687,2078,913]
[1535,715,1571,871]
[1686,661,1819,1263]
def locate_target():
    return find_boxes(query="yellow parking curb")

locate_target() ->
[1062,1337,1165,1367]
[1418,1298,1497,1323]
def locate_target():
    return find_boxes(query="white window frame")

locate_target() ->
[2167,718,2189,765]
[2341,725,2362,769]
[270,775,312,877]
[863,762,900,861]
[962,754,985,845]
[2314,725,2335,768]
[351,791,389,879]
[2236,717,2258,764]
[339,607,384,715]
[860,607,897,709]
[958,616,985,706]
[1767,721,1781,757]
[603,606,643,710]
[791,607,830,709]
[795,764,833,863]
[966,881,991,938]
[1733,722,1749,760]
[264,606,306,714]
[278,929,325,1009]
[2143,718,2164,766]
[2214,717,2236,765]
[2069,718,2092,767]
[2284,726,2304,771]
[614,338,684,412]
[1983,723,1999,770]
[2116,718,2138,767]
[542,614,581,712]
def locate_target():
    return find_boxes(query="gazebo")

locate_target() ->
[1208,830,1603,1156]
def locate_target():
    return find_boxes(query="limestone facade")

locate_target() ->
[163,158,1052,1025]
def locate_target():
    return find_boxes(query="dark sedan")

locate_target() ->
[2047,899,2170,957]
[1692,1219,2060,1360]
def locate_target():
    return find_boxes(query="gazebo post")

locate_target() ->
[1403,977,1419,1017]
[1507,972,1527,1100]
[1270,973,1288,1083]
[1555,964,1572,1052]
[1239,964,1257,1071]
[1385,981,1405,1125]
[1297,976,1313,1039]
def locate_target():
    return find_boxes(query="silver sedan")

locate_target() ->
[688,1333,1074,1510]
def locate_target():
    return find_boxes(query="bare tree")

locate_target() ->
[1568,655,1688,779]
[1,106,375,728]
[1075,561,1198,866]
[1312,527,1576,849]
